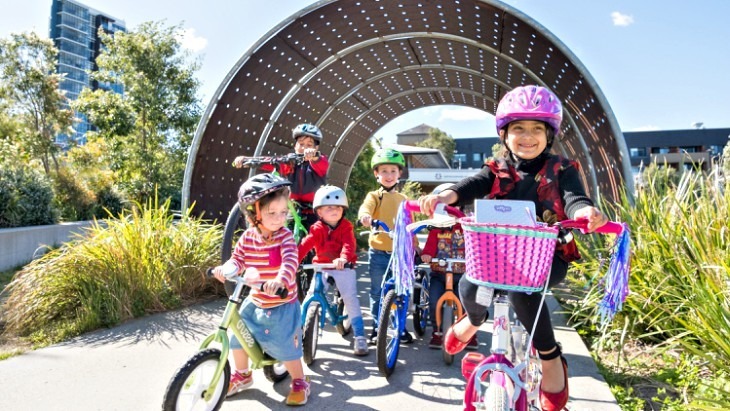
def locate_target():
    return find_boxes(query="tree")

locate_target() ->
[73,21,202,208]
[416,127,456,163]
[0,32,73,174]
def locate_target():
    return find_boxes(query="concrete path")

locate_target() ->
[0,263,619,411]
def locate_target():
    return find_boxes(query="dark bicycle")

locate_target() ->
[222,153,312,300]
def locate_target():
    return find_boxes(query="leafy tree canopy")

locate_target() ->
[0,31,73,174]
[416,127,456,163]
[73,21,202,209]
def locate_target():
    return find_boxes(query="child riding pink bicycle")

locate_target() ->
[419,85,611,411]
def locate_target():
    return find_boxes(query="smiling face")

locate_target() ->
[500,120,548,160]
[373,164,402,189]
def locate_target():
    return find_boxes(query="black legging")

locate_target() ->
[459,256,568,351]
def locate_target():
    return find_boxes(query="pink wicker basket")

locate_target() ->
[460,217,559,292]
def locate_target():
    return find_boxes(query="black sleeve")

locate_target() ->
[560,163,595,218]
[450,167,496,208]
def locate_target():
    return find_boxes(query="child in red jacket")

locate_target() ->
[298,185,368,356]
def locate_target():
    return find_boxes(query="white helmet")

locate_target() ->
[313,185,348,209]
[431,183,454,195]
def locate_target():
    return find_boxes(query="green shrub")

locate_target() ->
[1,197,222,345]
[51,169,96,221]
[568,166,730,408]
[0,165,57,228]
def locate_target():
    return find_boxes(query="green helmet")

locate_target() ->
[371,148,406,170]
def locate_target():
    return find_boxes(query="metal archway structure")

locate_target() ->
[183,0,632,221]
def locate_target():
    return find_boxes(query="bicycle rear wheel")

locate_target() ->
[335,297,352,336]
[302,302,320,365]
[263,362,289,383]
[376,290,401,377]
[162,348,229,411]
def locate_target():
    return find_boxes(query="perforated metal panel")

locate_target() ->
[183,0,631,221]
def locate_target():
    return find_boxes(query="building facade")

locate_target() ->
[49,0,125,146]
[450,128,729,172]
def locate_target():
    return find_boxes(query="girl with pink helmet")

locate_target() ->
[419,85,608,411]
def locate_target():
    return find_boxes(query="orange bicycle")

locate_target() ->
[408,203,467,365]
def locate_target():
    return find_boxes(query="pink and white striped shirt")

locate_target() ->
[228,227,298,308]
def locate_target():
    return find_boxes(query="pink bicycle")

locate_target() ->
[459,217,629,411]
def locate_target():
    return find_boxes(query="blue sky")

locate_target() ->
[2,0,729,143]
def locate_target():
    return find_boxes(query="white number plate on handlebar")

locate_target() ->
[476,286,494,307]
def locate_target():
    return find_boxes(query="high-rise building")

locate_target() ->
[49,0,126,146]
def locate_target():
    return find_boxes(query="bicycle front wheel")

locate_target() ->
[302,302,321,365]
[441,304,456,365]
[376,290,401,377]
[162,348,229,411]
[412,273,429,337]
[483,382,510,411]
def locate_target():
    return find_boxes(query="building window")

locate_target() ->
[629,148,646,157]
[472,153,481,162]
[651,147,670,154]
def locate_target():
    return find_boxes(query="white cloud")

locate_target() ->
[178,28,208,52]
[611,11,634,27]
[438,107,489,121]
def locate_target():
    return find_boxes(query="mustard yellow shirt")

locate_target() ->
[357,188,407,252]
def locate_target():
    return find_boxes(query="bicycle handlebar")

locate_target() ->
[300,262,356,271]
[556,218,624,235]
[232,152,319,168]
[206,268,288,299]
[357,219,391,236]
[404,199,464,218]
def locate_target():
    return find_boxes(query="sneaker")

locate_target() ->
[400,330,414,344]
[465,335,479,351]
[226,370,253,397]
[286,377,311,406]
[428,332,443,349]
[354,336,369,356]
[368,329,378,345]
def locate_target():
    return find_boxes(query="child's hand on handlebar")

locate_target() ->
[232,156,246,169]
[572,206,608,233]
[302,148,318,161]
[418,194,442,215]
[360,215,372,227]
[332,257,348,270]
[421,254,433,263]
[262,279,286,296]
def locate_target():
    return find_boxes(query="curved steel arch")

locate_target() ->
[183,0,632,220]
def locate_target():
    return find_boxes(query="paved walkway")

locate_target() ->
[0,263,619,411]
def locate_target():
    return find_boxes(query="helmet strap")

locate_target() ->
[379,183,397,192]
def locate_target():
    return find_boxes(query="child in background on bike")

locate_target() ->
[212,173,311,406]
[297,185,369,356]
[357,148,416,345]
[419,183,477,351]
[234,123,329,230]
[418,85,608,411]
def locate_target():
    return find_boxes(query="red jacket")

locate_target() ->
[298,219,357,264]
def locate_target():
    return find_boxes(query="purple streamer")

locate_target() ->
[598,222,631,325]
[391,202,415,296]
